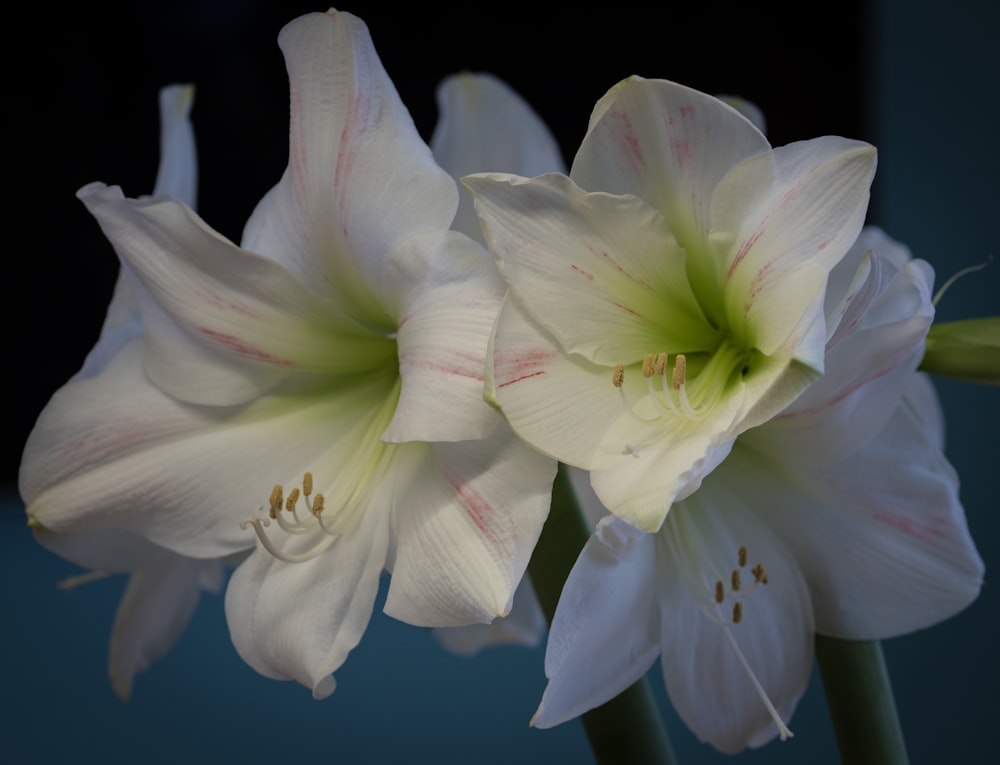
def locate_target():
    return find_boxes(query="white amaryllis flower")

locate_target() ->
[533,228,985,752]
[24,83,224,701]
[466,77,877,532]
[19,9,555,699]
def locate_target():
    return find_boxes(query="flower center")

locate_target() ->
[613,343,748,423]
[240,473,344,563]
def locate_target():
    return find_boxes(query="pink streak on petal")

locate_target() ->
[493,349,558,388]
[446,475,502,547]
[608,108,644,175]
[871,510,948,546]
[400,355,484,382]
[196,327,296,366]
[570,264,595,280]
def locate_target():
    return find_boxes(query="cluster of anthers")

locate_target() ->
[708,545,792,741]
[714,544,770,625]
[613,352,702,420]
[240,473,337,563]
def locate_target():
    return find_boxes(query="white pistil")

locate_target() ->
[240,516,336,563]
[719,621,794,741]
[708,545,791,741]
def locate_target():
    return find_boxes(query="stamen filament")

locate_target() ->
[240,517,336,563]
[273,506,310,534]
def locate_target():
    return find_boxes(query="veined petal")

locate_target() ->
[21,338,400,558]
[382,425,555,626]
[109,552,223,700]
[432,576,546,656]
[466,172,716,365]
[658,495,813,753]
[755,254,935,462]
[382,231,504,443]
[572,78,771,252]
[713,136,877,360]
[532,516,661,728]
[79,183,395,405]
[486,298,628,468]
[741,376,983,639]
[78,83,199,380]
[432,72,565,242]
[824,226,915,321]
[225,492,390,699]
[241,10,456,324]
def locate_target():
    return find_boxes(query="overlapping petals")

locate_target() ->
[467,77,876,531]
[534,230,983,751]
[21,9,556,699]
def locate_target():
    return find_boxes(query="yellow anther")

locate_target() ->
[654,353,667,376]
[672,354,687,390]
[715,580,725,604]
[752,563,768,584]
[642,353,655,377]
[733,602,743,624]
[731,569,742,592]
[286,487,300,512]
[303,472,313,496]
[311,493,325,517]
[613,364,625,387]
[268,485,284,518]
[738,546,747,567]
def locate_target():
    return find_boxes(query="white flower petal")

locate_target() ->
[109,553,223,700]
[590,428,736,531]
[432,72,565,242]
[713,136,877,361]
[432,576,546,656]
[78,183,395,405]
[485,298,627,468]
[77,83,199,381]
[824,226,914,321]
[153,84,198,207]
[658,496,813,753]
[225,496,390,698]
[572,78,771,253]
[756,254,935,461]
[383,426,555,626]
[532,516,661,728]
[21,338,401,558]
[466,171,716,365]
[382,232,503,443]
[241,10,456,323]
[742,380,983,639]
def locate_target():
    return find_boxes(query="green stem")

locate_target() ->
[815,636,909,765]
[528,463,678,765]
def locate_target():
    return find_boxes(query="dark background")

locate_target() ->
[3,1,997,763]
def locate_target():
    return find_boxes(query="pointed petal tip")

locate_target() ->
[111,673,133,702]
[312,674,336,699]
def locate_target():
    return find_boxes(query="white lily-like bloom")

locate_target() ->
[24,84,224,701]
[20,9,555,699]
[466,77,877,532]
[533,228,985,752]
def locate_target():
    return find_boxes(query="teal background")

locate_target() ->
[2,1,997,763]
